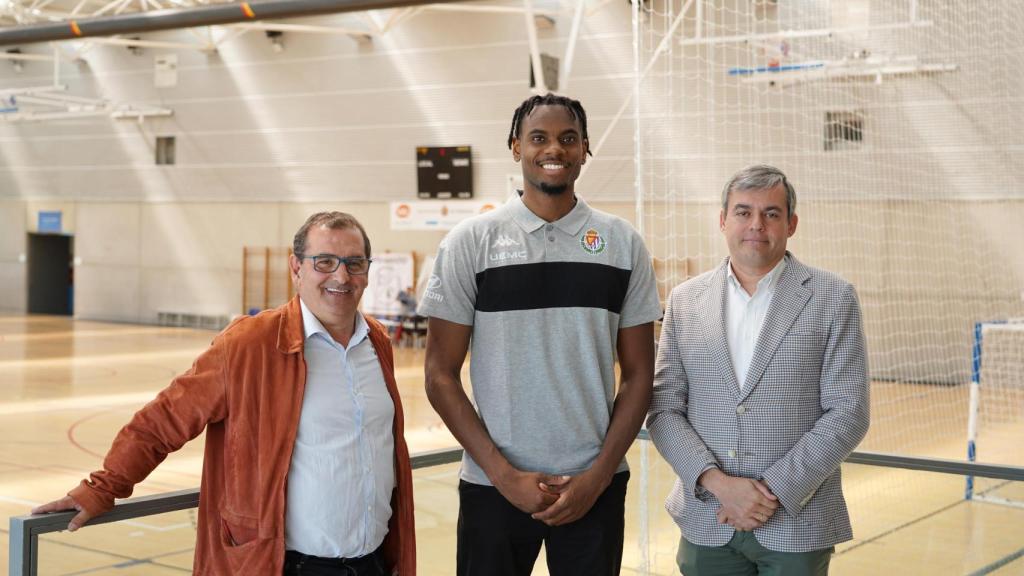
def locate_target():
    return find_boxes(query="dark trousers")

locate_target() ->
[282,548,386,576]
[457,471,629,576]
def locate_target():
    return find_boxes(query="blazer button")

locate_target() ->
[736,405,746,414]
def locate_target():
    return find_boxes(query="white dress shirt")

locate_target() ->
[725,257,787,391]
[285,301,395,558]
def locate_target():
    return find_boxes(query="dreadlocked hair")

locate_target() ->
[507,93,593,156]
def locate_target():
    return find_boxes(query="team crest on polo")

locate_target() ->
[580,228,606,255]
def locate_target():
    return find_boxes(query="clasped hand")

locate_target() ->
[713,476,778,532]
[495,468,607,527]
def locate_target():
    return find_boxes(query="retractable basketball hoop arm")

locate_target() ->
[0,0,599,122]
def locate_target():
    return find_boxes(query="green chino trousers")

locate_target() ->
[677,532,834,576]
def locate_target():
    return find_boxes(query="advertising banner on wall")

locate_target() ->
[389,200,500,231]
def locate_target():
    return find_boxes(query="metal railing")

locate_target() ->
[9,447,463,576]
[10,443,1024,576]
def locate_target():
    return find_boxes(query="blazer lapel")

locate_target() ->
[739,254,812,402]
[698,259,741,398]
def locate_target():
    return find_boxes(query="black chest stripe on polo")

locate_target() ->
[475,262,632,313]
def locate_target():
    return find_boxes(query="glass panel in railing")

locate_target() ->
[412,458,460,574]
[35,508,196,575]
[412,443,674,576]
[834,464,1024,575]
[635,455,1024,576]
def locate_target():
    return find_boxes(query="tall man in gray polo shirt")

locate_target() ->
[419,94,662,576]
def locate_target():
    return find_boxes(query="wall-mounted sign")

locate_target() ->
[390,200,498,231]
[38,211,62,234]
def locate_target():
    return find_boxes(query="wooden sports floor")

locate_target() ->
[1,315,1022,575]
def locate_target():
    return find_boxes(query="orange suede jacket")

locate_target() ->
[69,297,416,575]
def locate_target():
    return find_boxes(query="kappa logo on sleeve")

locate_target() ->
[580,228,607,255]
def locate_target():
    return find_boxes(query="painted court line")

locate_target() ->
[837,497,966,555]
[0,349,203,370]
[36,537,192,575]
[0,327,199,343]
[966,546,1024,576]
[0,391,159,416]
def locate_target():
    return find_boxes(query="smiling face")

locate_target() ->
[511,104,589,197]
[289,225,368,340]
[719,184,798,275]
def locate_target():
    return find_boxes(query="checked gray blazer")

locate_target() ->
[647,253,869,553]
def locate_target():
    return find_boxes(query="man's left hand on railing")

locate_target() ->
[31,495,94,532]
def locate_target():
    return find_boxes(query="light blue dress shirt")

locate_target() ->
[285,300,395,558]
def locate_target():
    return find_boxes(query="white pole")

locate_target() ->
[523,0,547,94]
[696,0,702,39]
[583,0,693,165]
[52,44,60,88]
[965,320,983,501]
[631,0,643,234]
[559,0,587,92]
[630,1,647,566]
[965,379,979,500]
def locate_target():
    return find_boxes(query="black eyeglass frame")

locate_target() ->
[300,254,373,275]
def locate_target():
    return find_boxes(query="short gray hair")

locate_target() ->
[721,164,796,218]
[293,211,371,260]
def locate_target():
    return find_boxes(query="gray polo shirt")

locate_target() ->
[419,194,662,485]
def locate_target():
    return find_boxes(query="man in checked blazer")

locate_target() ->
[647,164,870,575]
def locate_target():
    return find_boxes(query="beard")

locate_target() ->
[535,180,570,196]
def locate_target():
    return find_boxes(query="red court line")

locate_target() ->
[64,410,202,483]
[66,408,118,460]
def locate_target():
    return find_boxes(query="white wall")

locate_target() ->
[0,201,26,313]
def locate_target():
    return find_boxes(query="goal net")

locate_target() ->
[633,0,1024,457]
[966,320,1024,507]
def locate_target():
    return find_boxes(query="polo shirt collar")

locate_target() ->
[509,192,592,236]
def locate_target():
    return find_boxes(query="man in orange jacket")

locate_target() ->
[33,212,416,576]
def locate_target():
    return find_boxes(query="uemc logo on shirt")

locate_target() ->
[489,234,527,262]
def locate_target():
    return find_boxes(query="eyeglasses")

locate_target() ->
[301,254,373,275]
